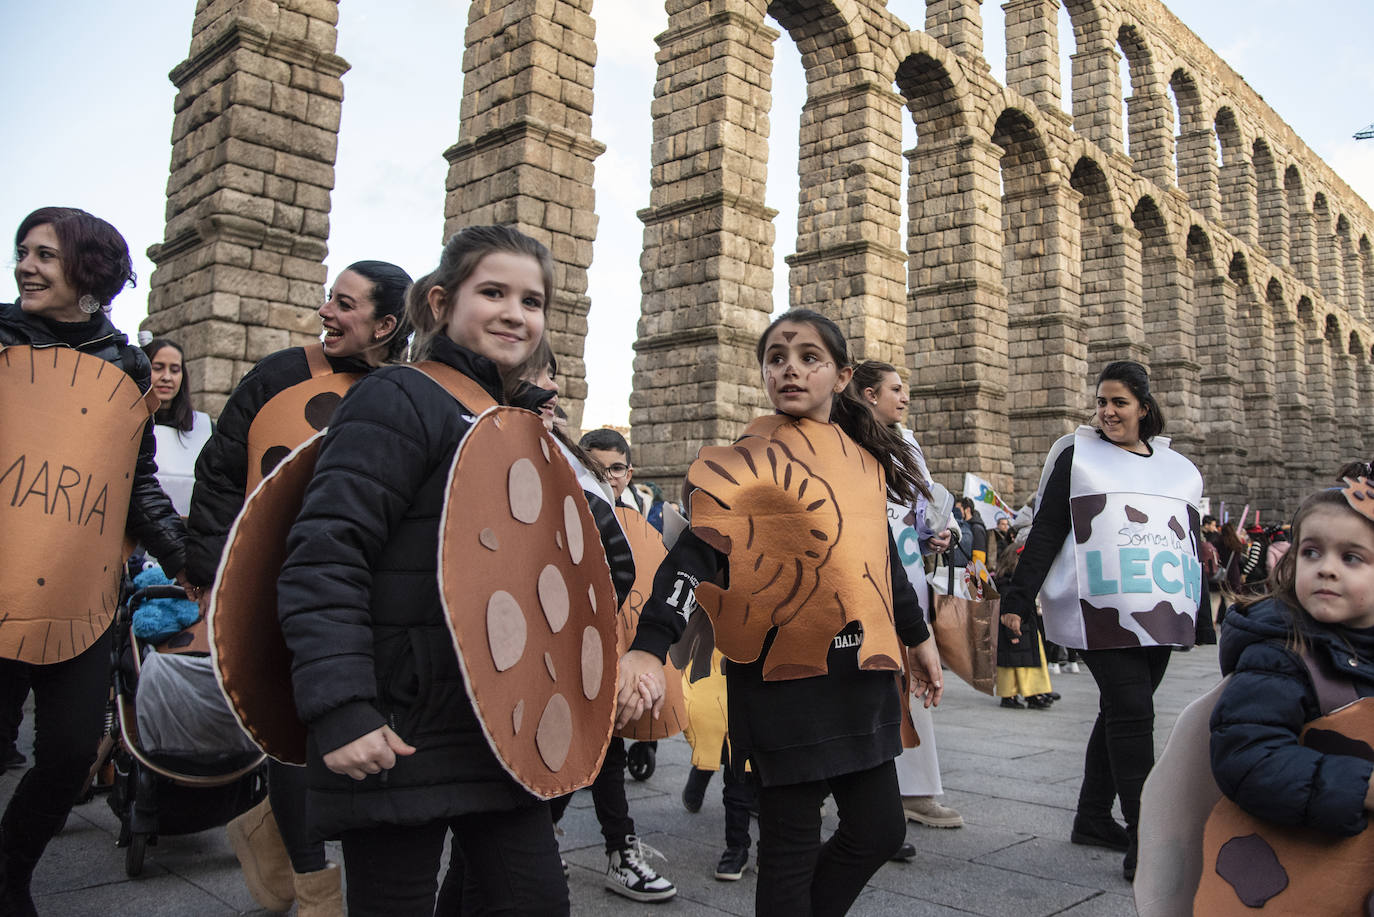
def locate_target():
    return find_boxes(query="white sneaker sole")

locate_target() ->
[605,880,678,902]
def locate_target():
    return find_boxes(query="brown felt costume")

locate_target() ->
[244,342,360,491]
[612,506,686,741]
[211,362,499,764]
[439,405,618,799]
[210,432,324,764]
[1192,699,1374,915]
[0,345,158,664]
[687,414,902,681]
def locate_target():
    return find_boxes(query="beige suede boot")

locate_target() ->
[225,796,294,912]
[293,863,344,917]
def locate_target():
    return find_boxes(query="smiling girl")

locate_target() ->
[276,226,569,916]
[1000,359,1206,880]
[141,337,212,516]
[616,309,944,916]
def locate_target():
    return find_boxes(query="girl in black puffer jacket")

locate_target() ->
[0,207,186,914]
[1211,486,1374,836]
[277,226,570,916]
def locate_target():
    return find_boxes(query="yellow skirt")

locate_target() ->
[996,633,1053,697]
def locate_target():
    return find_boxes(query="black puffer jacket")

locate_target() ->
[278,338,630,838]
[185,346,370,587]
[1210,597,1374,836]
[0,302,186,573]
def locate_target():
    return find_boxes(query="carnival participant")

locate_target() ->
[141,337,212,516]
[0,207,188,914]
[1000,360,1206,880]
[616,309,944,916]
[852,361,963,835]
[276,226,569,916]
[1197,483,1374,912]
[182,259,411,916]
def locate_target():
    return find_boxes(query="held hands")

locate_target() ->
[907,638,944,709]
[614,650,666,730]
[323,725,416,781]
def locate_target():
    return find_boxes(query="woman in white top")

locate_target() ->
[141,337,212,516]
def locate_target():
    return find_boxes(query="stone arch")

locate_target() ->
[898,32,1011,488]
[1170,67,1215,215]
[1070,150,1141,366]
[1337,327,1363,462]
[1117,23,1169,177]
[1253,138,1285,263]
[994,106,1085,490]
[1214,107,1253,241]
[1285,165,1315,284]
[776,0,902,364]
[1132,194,1198,447]
[1062,0,1121,154]
[1313,193,1340,302]
[1234,259,1280,512]
[1336,214,1361,319]
[1189,225,1242,503]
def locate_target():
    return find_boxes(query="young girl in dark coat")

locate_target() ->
[616,309,944,917]
[276,226,567,916]
[1210,485,1374,836]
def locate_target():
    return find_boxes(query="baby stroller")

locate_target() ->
[92,579,267,876]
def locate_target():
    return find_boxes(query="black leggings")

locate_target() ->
[1078,645,1172,829]
[341,802,567,917]
[755,759,905,917]
[547,736,634,851]
[267,759,326,873]
[0,630,111,870]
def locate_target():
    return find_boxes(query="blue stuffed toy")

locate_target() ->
[130,563,201,643]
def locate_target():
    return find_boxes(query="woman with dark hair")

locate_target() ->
[1000,360,1207,881]
[179,258,411,916]
[0,206,187,913]
[142,337,213,515]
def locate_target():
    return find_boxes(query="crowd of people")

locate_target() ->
[4,204,1374,916]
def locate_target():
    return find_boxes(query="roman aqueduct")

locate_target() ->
[143,0,1374,515]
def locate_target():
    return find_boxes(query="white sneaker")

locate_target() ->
[606,837,677,902]
[1067,661,1081,673]
[1048,663,1061,674]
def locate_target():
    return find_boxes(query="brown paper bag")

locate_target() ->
[930,566,998,696]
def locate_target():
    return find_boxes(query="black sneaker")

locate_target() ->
[714,846,748,881]
[606,837,676,902]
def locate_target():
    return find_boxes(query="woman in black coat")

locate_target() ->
[0,207,186,913]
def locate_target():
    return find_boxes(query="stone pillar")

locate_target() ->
[1308,329,1338,487]
[1070,45,1123,156]
[1239,294,1282,516]
[1126,90,1173,184]
[1219,158,1256,246]
[1335,349,1360,465]
[1195,275,1245,507]
[1141,247,1201,454]
[1275,315,1315,506]
[906,134,1011,494]
[631,3,778,485]
[144,0,348,417]
[1004,175,1087,497]
[1003,0,1062,113]
[1176,128,1219,220]
[1083,221,1147,364]
[1257,174,1288,265]
[1290,206,1317,286]
[444,0,604,431]
[924,0,985,66]
[787,80,906,367]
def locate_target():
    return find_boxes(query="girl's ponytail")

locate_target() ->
[831,385,931,506]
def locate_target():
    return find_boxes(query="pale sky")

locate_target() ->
[3,1,1371,429]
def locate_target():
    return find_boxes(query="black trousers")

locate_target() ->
[341,802,567,917]
[1077,645,1172,829]
[755,759,905,917]
[721,739,757,850]
[0,630,112,873]
[267,759,326,873]
[548,736,634,851]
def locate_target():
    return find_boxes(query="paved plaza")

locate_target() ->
[8,646,1225,915]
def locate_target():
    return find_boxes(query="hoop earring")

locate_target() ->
[78,294,101,314]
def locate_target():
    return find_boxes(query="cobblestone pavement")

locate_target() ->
[7,645,1224,915]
